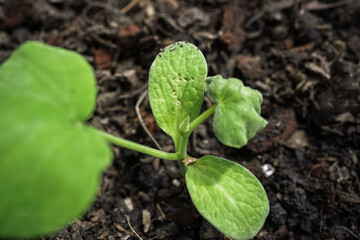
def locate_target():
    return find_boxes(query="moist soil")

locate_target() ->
[1,0,359,239]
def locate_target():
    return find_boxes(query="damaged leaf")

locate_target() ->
[205,75,267,148]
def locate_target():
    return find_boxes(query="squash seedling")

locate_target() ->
[0,41,269,240]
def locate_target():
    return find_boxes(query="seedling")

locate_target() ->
[0,41,269,240]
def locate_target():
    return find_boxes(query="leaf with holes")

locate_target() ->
[205,75,267,148]
[185,155,269,240]
[148,41,207,149]
[0,41,112,238]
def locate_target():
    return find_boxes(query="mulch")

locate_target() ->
[0,0,359,239]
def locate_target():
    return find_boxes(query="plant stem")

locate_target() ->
[177,134,189,159]
[96,104,217,162]
[178,161,187,177]
[188,104,217,134]
[97,130,180,160]
[175,104,217,176]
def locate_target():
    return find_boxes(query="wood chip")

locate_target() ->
[172,178,181,187]
[124,197,134,211]
[284,130,309,149]
[236,54,262,79]
[220,4,245,52]
[304,0,349,11]
[248,108,297,152]
[117,25,141,49]
[115,223,132,236]
[156,203,166,220]
[305,62,330,80]
[142,209,151,233]
[94,48,113,70]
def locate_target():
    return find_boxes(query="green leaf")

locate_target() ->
[148,41,207,148]
[205,75,267,148]
[0,41,112,238]
[179,115,190,134]
[185,155,269,240]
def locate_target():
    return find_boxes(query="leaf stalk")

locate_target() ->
[97,104,217,162]
[97,130,180,160]
[188,104,217,134]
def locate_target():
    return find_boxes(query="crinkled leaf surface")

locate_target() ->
[148,41,207,148]
[0,41,112,238]
[205,75,267,148]
[186,155,269,240]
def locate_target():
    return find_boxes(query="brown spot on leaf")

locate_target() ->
[173,76,180,84]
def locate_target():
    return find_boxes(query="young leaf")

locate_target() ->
[205,75,267,148]
[185,155,269,240]
[179,115,190,134]
[148,41,207,149]
[0,42,112,238]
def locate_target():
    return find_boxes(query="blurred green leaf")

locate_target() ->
[0,42,112,238]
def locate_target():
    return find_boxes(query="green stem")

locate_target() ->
[97,130,180,160]
[178,161,187,177]
[96,104,217,162]
[177,134,189,159]
[188,104,217,134]
[176,104,217,176]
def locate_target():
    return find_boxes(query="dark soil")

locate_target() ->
[1,0,359,239]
